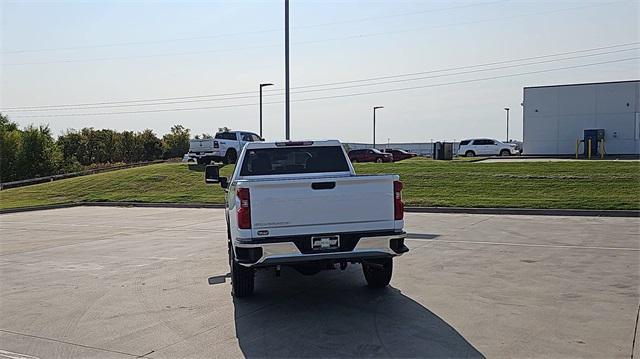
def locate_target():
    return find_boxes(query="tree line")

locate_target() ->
[0,113,191,182]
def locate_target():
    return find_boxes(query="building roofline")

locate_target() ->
[524,79,639,90]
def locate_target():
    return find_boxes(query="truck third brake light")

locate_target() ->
[275,141,314,147]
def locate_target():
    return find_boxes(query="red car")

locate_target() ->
[348,149,393,163]
[382,149,418,162]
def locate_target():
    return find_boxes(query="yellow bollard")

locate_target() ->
[588,138,592,159]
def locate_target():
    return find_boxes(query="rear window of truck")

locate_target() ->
[240,146,350,176]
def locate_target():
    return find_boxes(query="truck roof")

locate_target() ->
[216,130,258,135]
[244,140,342,149]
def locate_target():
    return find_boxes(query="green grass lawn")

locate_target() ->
[1,158,638,210]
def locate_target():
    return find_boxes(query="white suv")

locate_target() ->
[457,139,520,157]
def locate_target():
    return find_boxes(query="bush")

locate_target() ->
[0,113,191,181]
[0,115,62,182]
[162,125,190,159]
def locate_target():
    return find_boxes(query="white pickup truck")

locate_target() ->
[205,140,408,297]
[187,131,263,164]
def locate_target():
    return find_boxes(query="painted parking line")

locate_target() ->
[405,238,639,251]
[0,349,40,359]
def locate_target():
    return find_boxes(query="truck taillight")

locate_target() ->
[237,188,251,229]
[394,180,404,220]
[214,140,219,149]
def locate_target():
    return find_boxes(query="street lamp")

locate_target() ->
[504,107,510,142]
[259,83,273,138]
[373,106,384,149]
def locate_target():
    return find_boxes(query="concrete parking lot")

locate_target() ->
[0,207,638,358]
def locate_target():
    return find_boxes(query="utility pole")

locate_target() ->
[504,107,510,142]
[373,106,384,149]
[284,0,291,140]
[259,83,273,138]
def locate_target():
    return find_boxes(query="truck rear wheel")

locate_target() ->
[224,149,237,164]
[231,252,254,297]
[362,258,393,288]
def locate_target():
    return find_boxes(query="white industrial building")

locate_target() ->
[523,80,640,156]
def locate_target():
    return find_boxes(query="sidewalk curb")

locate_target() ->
[404,206,640,217]
[87,202,226,209]
[1,202,637,217]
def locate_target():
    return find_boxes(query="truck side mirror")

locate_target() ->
[205,165,220,184]
[219,177,229,189]
[205,164,229,189]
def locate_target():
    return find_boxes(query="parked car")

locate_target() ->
[348,148,393,163]
[204,140,408,297]
[457,138,520,157]
[381,149,418,162]
[186,130,263,164]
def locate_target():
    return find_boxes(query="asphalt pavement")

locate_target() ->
[0,207,638,358]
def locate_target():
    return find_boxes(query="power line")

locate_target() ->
[290,57,640,103]
[294,0,507,29]
[287,42,640,89]
[269,47,640,94]
[1,1,505,55]
[1,43,282,66]
[0,30,281,55]
[4,46,638,113]
[10,56,638,118]
[2,1,625,66]
[3,42,637,111]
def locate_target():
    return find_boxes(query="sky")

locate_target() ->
[1,0,639,143]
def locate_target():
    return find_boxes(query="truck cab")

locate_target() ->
[187,131,262,164]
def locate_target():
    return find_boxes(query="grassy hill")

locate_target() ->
[1,158,639,210]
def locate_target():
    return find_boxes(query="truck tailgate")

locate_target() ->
[189,139,214,153]
[248,175,396,237]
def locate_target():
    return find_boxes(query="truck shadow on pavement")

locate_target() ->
[232,267,484,358]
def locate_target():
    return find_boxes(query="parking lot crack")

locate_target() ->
[632,304,639,359]
[136,350,155,358]
[0,329,141,357]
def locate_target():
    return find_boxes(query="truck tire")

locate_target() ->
[197,156,212,165]
[375,157,383,163]
[231,254,254,298]
[362,258,393,288]
[224,149,237,164]
[465,150,476,157]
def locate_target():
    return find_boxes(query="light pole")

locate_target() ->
[504,107,510,142]
[373,106,384,149]
[284,0,291,140]
[259,83,273,138]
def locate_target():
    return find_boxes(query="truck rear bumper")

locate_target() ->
[186,152,225,164]
[234,231,408,267]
